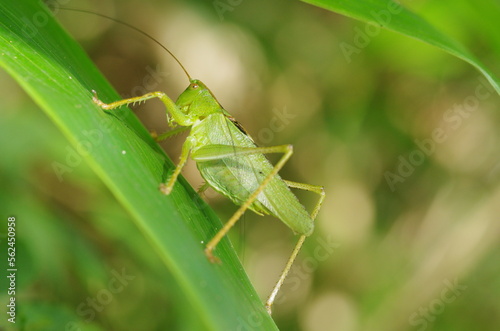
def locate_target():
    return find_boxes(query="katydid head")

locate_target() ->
[175,79,223,119]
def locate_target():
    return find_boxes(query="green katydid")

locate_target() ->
[85,10,325,314]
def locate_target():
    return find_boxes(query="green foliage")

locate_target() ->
[1,0,499,330]
[302,0,499,95]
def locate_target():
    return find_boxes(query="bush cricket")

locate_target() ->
[70,8,326,314]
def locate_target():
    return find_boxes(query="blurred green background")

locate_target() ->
[1,0,499,330]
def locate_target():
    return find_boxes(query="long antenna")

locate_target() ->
[59,7,192,81]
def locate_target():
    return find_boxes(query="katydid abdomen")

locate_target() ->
[191,112,314,236]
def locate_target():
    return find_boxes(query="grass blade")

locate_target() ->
[302,0,500,95]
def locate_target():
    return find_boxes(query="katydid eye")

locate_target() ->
[191,83,199,89]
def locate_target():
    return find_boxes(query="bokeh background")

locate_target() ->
[1,0,499,330]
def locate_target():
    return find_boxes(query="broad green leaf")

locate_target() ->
[0,0,278,330]
[302,0,500,95]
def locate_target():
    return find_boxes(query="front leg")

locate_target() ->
[91,90,197,195]
[92,90,193,127]
[159,135,197,195]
